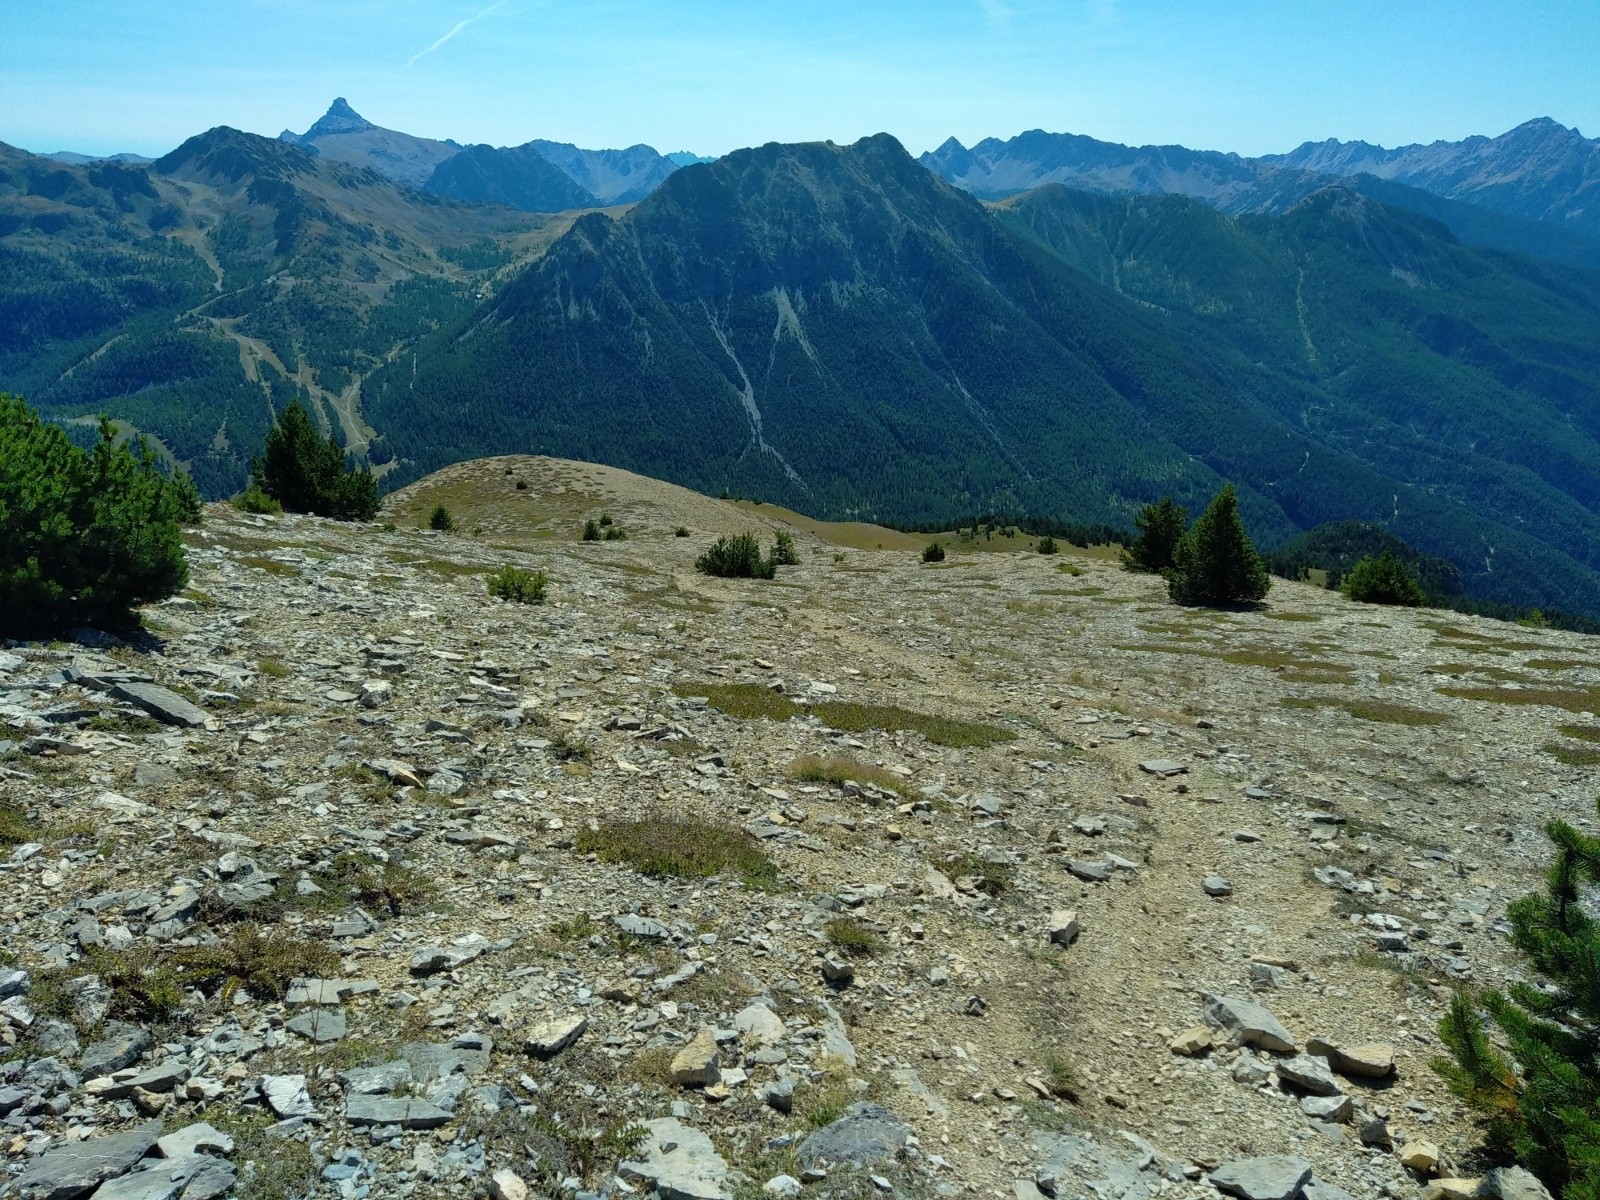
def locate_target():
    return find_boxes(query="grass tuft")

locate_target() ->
[673,682,798,722]
[813,700,1014,748]
[576,816,779,890]
[788,754,904,794]
[1438,685,1600,713]
[825,916,884,957]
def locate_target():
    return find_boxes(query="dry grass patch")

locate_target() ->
[672,681,797,722]
[1281,697,1449,726]
[1346,701,1449,726]
[171,925,340,1005]
[1558,724,1600,744]
[1546,743,1600,767]
[812,700,1014,748]
[576,816,779,890]
[1264,612,1322,622]
[238,555,298,577]
[1528,659,1600,672]
[788,754,904,794]
[1437,685,1600,713]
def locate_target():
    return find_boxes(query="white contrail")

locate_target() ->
[406,0,508,68]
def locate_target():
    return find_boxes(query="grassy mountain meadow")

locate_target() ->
[4,125,1600,616]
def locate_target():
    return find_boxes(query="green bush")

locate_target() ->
[674,526,690,537]
[921,542,946,563]
[598,514,613,527]
[771,530,800,566]
[428,504,455,532]
[252,400,379,521]
[696,534,776,579]
[1341,551,1426,606]
[1435,793,1600,1198]
[1036,536,1059,555]
[1167,485,1270,607]
[582,519,601,542]
[602,526,627,541]
[0,395,193,637]
[232,485,282,515]
[487,565,548,604]
[1124,496,1187,574]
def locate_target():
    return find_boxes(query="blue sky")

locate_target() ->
[5,1,1598,159]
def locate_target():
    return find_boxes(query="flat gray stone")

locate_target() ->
[1202,994,1297,1053]
[614,913,671,939]
[1277,1053,1341,1096]
[796,1103,911,1168]
[6,1120,162,1200]
[154,1122,233,1160]
[260,1073,316,1118]
[1302,1177,1359,1200]
[341,1060,414,1094]
[1065,860,1113,883]
[1300,1094,1352,1123]
[1031,1132,1169,1200]
[617,1117,730,1200]
[81,1023,153,1076]
[1209,1156,1313,1200]
[285,1007,347,1043]
[108,682,208,728]
[733,1002,787,1047]
[398,1034,493,1083]
[1137,759,1187,777]
[344,1094,452,1128]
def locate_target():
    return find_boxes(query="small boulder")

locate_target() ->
[1169,1026,1213,1057]
[1277,1053,1341,1097]
[796,1103,912,1168]
[1209,1155,1313,1200]
[1202,994,1296,1053]
[526,1014,587,1058]
[1401,1141,1443,1175]
[1047,910,1080,946]
[669,1027,721,1087]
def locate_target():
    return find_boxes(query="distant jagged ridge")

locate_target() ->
[280,99,686,211]
[923,120,1600,271]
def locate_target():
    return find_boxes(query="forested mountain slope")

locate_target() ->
[0,129,552,495]
[997,183,1600,612]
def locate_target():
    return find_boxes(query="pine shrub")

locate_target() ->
[1037,536,1059,555]
[1341,551,1427,606]
[603,526,628,541]
[0,395,193,637]
[921,542,946,563]
[486,565,548,604]
[771,531,800,566]
[232,485,282,515]
[1435,794,1600,1198]
[674,527,690,538]
[582,519,601,542]
[696,534,775,579]
[252,400,379,521]
[428,504,455,532]
[1167,485,1270,607]
[1124,496,1187,574]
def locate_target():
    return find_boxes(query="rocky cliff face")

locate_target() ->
[0,453,1591,1198]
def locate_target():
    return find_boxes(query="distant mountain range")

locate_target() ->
[922,119,1600,271]
[6,114,1600,617]
[275,99,683,211]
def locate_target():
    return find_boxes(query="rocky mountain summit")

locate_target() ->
[2,454,1594,1200]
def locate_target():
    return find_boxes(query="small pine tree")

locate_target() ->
[428,504,455,532]
[0,395,192,636]
[696,534,775,579]
[922,542,946,563]
[1124,496,1187,574]
[771,531,800,566]
[486,565,548,604]
[253,400,379,521]
[598,514,614,527]
[1037,536,1059,555]
[1341,551,1426,606]
[1167,485,1270,607]
[582,519,601,542]
[674,526,690,538]
[1435,794,1600,1199]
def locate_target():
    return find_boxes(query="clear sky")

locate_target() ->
[5,0,1598,160]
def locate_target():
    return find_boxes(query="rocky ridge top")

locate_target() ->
[1,455,1591,1200]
